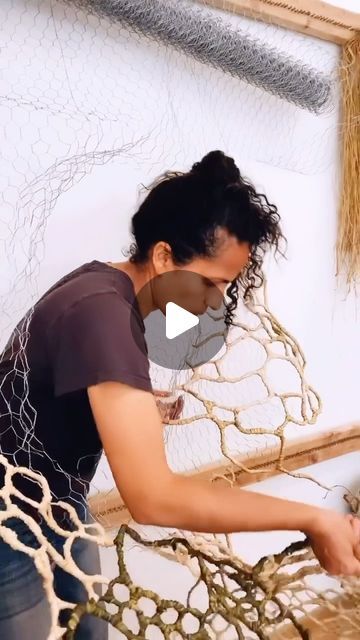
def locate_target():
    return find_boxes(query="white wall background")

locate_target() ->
[0,1,359,635]
[327,0,359,8]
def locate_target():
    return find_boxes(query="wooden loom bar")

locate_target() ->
[203,0,360,45]
[89,422,360,529]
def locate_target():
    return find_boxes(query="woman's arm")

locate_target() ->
[88,381,360,576]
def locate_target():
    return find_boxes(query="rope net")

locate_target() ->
[0,0,359,638]
[93,279,323,528]
[66,527,360,640]
[1,286,360,639]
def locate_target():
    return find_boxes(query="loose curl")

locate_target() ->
[127,151,286,326]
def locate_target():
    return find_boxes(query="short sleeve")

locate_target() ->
[48,292,152,397]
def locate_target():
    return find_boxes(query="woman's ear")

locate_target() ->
[151,241,174,274]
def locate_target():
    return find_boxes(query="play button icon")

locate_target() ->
[166,302,199,339]
[130,270,229,371]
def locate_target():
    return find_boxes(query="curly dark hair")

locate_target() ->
[128,151,286,326]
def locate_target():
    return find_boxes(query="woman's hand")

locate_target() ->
[305,510,360,577]
[153,390,184,424]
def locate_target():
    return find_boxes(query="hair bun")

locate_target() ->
[191,150,240,187]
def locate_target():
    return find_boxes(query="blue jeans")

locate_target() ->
[0,514,108,639]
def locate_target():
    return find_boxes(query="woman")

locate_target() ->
[0,150,359,639]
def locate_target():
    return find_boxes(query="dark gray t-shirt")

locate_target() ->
[0,260,152,517]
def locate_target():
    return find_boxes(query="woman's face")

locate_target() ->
[151,230,251,316]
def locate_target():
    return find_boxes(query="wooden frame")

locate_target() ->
[204,0,360,45]
[89,422,360,529]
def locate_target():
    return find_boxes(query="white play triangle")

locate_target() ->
[165,302,199,340]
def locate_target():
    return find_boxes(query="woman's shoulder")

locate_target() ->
[20,261,137,346]
[38,260,134,313]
